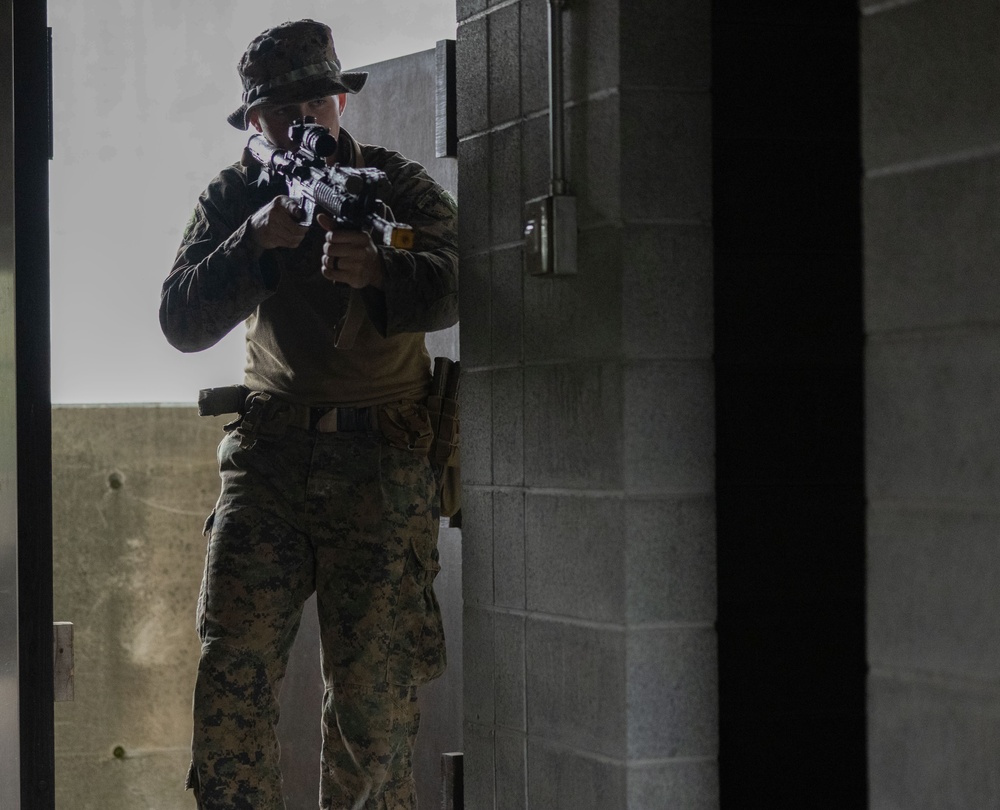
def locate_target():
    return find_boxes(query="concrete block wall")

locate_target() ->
[862,0,1000,806]
[456,1,717,807]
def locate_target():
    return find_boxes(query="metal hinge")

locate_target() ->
[435,39,457,159]
[53,622,74,702]
[46,27,53,160]
[440,752,463,809]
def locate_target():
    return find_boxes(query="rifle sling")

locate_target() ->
[334,288,365,349]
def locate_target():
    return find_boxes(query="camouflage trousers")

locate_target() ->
[187,424,446,810]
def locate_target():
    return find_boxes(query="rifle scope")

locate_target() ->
[289,117,337,159]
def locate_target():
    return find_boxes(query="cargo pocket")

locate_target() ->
[202,508,216,538]
[386,535,446,686]
[185,761,206,809]
[195,508,216,641]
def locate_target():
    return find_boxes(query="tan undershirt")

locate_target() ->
[242,133,431,407]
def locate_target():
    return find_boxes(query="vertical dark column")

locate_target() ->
[712,5,867,806]
[0,0,18,805]
[13,0,54,807]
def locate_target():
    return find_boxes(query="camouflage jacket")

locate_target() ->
[160,129,458,406]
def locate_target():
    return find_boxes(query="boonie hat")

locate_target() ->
[227,19,368,130]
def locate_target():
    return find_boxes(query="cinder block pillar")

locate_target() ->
[863,0,1000,806]
[457,1,717,807]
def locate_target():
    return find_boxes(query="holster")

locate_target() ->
[426,357,462,519]
[196,385,280,449]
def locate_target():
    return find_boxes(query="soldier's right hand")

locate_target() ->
[249,196,307,251]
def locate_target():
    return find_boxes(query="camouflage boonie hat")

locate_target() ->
[228,19,368,130]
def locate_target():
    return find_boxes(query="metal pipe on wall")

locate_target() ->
[547,0,567,196]
[522,0,577,277]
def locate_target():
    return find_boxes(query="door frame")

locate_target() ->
[2,0,55,808]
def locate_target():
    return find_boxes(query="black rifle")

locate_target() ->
[246,117,414,249]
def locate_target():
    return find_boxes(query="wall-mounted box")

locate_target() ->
[523,193,577,276]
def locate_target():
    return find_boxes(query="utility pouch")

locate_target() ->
[426,357,462,518]
[378,402,434,455]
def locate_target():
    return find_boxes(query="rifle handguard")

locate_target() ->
[246,122,415,250]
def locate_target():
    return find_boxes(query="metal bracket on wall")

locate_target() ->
[435,40,457,159]
[47,27,53,160]
[53,622,74,702]
[440,752,463,809]
[524,0,577,277]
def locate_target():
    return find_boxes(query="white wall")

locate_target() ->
[48,0,455,404]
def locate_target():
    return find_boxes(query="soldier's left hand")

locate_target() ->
[317,212,385,289]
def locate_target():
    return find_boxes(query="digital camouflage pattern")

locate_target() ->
[188,422,444,810]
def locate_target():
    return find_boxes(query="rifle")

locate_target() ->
[246,116,414,249]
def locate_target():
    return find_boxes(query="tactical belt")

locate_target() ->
[292,402,379,433]
[198,385,378,433]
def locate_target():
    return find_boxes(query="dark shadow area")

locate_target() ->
[10,1,55,808]
[713,5,867,806]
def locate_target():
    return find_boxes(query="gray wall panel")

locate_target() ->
[868,507,1000,678]
[864,156,1000,334]
[869,675,1000,810]
[866,331,1000,503]
[862,0,1000,172]
[864,0,1000,801]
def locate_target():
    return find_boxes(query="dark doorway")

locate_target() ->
[713,5,867,806]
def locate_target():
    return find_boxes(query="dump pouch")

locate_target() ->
[426,397,459,467]
[378,402,434,455]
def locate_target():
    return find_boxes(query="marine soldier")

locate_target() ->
[160,19,458,810]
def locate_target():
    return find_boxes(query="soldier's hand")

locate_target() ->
[316,212,385,289]
[249,196,308,251]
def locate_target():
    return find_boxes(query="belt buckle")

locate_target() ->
[313,407,339,432]
[313,406,375,433]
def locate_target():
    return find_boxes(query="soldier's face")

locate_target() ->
[250,94,347,151]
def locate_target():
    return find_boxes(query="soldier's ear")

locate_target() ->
[247,109,264,133]
[337,93,347,115]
